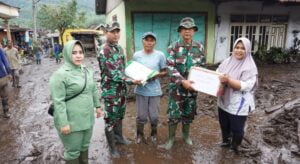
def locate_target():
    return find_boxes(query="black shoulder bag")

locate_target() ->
[48,68,87,116]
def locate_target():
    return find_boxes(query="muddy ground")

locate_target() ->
[0,57,299,164]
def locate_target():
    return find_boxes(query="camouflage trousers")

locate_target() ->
[103,96,126,130]
[167,89,197,124]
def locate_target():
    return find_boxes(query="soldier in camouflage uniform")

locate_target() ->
[161,17,206,150]
[97,21,141,158]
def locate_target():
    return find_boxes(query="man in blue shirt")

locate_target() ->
[132,32,167,143]
[0,43,11,118]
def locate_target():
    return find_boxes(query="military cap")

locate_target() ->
[177,17,198,32]
[105,21,120,32]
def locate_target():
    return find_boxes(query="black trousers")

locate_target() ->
[218,107,247,147]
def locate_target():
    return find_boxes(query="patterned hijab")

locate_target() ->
[218,37,258,107]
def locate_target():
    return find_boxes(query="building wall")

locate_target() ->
[106,1,127,54]
[106,0,123,14]
[215,1,300,63]
[124,0,216,63]
[0,4,19,18]
[0,31,17,46]
[286,7,300,48]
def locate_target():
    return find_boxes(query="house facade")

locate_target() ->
[97,0,216,63]
[96,0,300,64]
[0,1,19,43]
[214,0,300,63]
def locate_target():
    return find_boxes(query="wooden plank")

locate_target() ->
[265,104,284,114]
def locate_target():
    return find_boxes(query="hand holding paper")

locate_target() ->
[132,79,142,85]
[182,79,195,91]
[188,67,222,97]
[219,74,229,84]
[125,61,159,85]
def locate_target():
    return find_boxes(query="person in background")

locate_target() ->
[4,40,21,88]
[217,37,258,154]
[33,41,42,65]
[54,43,61,64]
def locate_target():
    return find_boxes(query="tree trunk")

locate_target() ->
[59,28,65,48]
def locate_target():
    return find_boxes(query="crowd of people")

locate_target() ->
[0,36,63,118]
[1,16,257,164]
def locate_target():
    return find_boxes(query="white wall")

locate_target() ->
[214,1,300,63]
[0,4,19,19]
[106,1,126,53]
[106,0,123,14]
[286,7,300,48]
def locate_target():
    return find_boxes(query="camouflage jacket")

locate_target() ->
[97,43,132,99]
[166,39,206,96]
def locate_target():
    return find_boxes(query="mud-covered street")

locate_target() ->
[0,57,299,164]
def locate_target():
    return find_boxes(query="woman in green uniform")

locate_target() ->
[50,40,103,164]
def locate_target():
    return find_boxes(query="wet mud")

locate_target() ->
[0,57,299,164]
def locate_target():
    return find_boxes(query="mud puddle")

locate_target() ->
[0,57,299,164]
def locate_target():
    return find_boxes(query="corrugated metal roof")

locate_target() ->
[0,2,20,9]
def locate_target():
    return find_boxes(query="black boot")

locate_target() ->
[3,109,10,119]
[79,150,88,164]
[105,128,120,158]
[230,134,243,154]
[114,120,131,145]
[16,77,21,88]
[136,123,146,144]
[2,99,10,119]
[220,131,231,148]
[12,80,15,87]
[150,124,157,143]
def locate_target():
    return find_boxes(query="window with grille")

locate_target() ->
[229,14,287,54]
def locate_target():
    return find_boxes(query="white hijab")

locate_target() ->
[218,37,258,107]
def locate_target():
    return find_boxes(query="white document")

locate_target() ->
[125,61,158,85]
[188,67,221,97]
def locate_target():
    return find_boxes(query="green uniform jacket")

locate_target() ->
[50,40,101,132]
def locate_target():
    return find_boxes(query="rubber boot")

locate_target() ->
[159,123,177,150]
[4,109,10,119]
[114,120,131,145]
[12,77,15,87]
[2,99,10,119]
[230,134,243,154]
[79,150,88,164]
[182,124,193,145]
[220,131,231,148]
[136,123,146,144]
[65,158,79,164]
[105,128,120,158]
[150,124,157,143]
[16,76,21,88]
